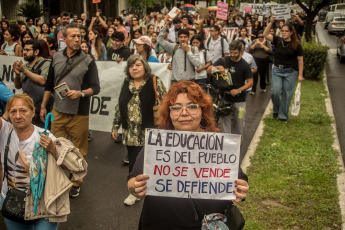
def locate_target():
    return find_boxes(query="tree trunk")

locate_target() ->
[305,17,313,42]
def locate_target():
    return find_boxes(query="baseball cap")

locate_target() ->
[133,36,152,46]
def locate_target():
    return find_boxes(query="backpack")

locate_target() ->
[207,36,226,57]
[209,57,233,91]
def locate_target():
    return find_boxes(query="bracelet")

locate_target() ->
[238,88,242,93]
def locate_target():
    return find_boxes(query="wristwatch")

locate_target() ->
[81,90,85,97]
[237,88,242,94]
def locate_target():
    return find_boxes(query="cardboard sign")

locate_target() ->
[271,4,291,20]
[167,7,180,20]
[216,1,228,20]
[199,7,209,19]
[144,129,241,200]
[92,0,101,3]
[245,7,252,13]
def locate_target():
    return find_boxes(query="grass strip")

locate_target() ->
[238,80,343,229]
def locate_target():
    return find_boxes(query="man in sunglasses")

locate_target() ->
[107,31,130,62]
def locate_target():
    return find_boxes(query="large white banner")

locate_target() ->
[0,56,171,132]
[144,129,240,200]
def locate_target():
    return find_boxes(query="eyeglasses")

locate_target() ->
[23,48,33,52]
[169,104,200,115]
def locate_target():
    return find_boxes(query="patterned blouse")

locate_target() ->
[112,77,166,146]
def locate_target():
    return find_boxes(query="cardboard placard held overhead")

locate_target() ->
[199,7,209,19]
[93,0,101,3]
[216,1,228,20]
[271,4,291,21]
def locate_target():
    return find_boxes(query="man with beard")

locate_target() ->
[107,31,130,62]
[207,40,253,137]
[13,40,52,128]
[53,11,70,51]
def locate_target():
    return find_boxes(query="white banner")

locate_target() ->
[0,56,171,132]
[144,129,240,200]
[204,27,252,41]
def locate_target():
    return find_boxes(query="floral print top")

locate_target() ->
[112,77,166,146]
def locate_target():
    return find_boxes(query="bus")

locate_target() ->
[330,4,345,12]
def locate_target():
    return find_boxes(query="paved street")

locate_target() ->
[316,22,345,164]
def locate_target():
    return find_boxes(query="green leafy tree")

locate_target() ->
[18,1,45,20]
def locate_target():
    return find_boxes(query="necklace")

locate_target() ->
[281,39,290,48]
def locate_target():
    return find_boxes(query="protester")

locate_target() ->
[127,80,249,228]
[168,17,182,42]
[43,36,57,56]
[0,94,87,229]
[114,16,128,43]
[80,26,89,41]
[207,40,253,136]
[20,30,34,49]
[38,23,52,40]
[158,16,201,82]
[264,16,304,122]
[104,27,116,51]
[249,30,272,94]
[235,26,252,51]
[53,11,71,51]
[134,36,159,62]
[88,29,107,61]
[35,19,42,34]
[205,25,229,64]
[0,80,14,118]
[111,55,166,205]
[40,23,100,198]
[146,24,155,39]
[191,34,211,85]
[26,18,38,38]
[107,31,131,62]
[0,27,22,57]
[88,10,108,38]
[152,32,164,57]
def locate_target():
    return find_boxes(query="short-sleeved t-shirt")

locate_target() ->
[213,57,253,103]
[0,119,55,200]
[273,36,303,71]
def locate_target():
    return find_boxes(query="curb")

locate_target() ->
[322,73,345,229]
[240,73,345,228]
[241,100,273,173]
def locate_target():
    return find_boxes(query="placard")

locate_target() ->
[216,1,228,20]
[144,129,241,200]
[271,4,291,20]
[167,7,180,20]
[199,7,209,19]
[92,0,101,3]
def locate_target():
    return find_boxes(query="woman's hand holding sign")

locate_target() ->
[232,179,249,203]
[128,174,150,199]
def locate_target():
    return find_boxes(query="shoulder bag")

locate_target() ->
[1,130,35,224]
[152,75,160,126]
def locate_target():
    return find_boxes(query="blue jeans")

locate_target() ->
[1,197,59,230]
[271,67,298,120]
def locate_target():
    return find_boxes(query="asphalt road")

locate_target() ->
[316,22,345,164]
[0,55,272,229]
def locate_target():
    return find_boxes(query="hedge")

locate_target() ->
[302,40,329,80]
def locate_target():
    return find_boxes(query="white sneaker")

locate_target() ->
[124,194,140,206]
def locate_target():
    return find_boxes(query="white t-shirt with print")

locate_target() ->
[0,119,55,200]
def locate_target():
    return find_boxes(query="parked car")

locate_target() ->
[324,12,344,29]
[318,10,328,22]
[328,17,345,34]
[336,30,345,62]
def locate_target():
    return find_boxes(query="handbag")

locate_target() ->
[152,75,160,126]
[1,130,35,225]
[291,82,301,116]
[224,203,245,230]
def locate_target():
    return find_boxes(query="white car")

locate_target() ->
[328,17,345,34]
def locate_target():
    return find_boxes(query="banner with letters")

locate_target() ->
[144,129,241,200]
[0,56,171,132]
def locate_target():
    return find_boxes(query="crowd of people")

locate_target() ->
[0,5,308,229]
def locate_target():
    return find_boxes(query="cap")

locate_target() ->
[133,36,152,46]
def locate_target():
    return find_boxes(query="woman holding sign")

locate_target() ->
[111,55,166,206]
[127,81,249,229]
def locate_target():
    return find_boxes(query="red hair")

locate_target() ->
[158,81,220,132]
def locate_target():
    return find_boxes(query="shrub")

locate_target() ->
[302,40,329,80]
